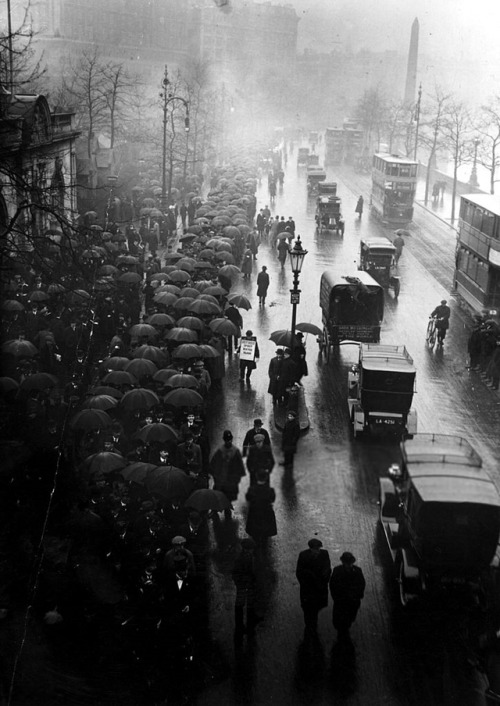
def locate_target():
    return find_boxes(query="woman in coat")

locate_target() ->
[245,470,277,545]
[241,249,253,279]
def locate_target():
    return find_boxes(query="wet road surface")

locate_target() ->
[193,145,500,706]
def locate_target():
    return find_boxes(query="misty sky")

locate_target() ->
[281,0,500,67]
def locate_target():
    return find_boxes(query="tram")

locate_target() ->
[454,193,500,322]
[370,154,418,226]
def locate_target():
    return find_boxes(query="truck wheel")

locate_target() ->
[394,280,400,299]
[323,327,331,362]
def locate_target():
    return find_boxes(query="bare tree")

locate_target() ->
[419,87,451,204]
[441,101,472,222]
[101,62,142,149]
[476,96,500,194]
[0,2,46,94]
[355,87,389,153]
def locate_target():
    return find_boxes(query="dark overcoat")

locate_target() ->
[296,548,331,610]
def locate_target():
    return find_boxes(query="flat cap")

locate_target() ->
[308,538,323,549]
[340,551,356,564]
[171,535,187,545]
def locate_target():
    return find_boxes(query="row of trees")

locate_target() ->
[355,86,500,218]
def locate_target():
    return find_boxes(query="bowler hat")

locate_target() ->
[340,551,356,564]
[253,418,262,426]
[308,538,323,548]
[172,535,187,545]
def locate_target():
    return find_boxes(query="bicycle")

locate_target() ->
[426,317,437,348]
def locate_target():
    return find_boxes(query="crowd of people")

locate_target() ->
[467,315,500,390]
[0,152,301,701]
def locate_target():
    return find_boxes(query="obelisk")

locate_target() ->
[404,18,419,106]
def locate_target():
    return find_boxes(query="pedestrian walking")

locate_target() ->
[256,266,270,306]
[268,348,284,405]
[245,470,277,546]
[238,330,260,382]
[232,538,257,641]
[241,248,253,279]
[329,551,365,640]
[246,434,275,485]
[225,302,243,355]
[276,347,299,405]
[242,418,271,455]
[393,233,405,264]
[209,430,246,519]
[248,231,259,260]
[296,538,331,637]
[277,237,289,269]
[355,196,364,218]
[280,410,300,470]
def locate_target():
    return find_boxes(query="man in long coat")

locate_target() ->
[329,551,366,640]
[210,430,245,518]
[296,538,331,636]
[268,348,284,404]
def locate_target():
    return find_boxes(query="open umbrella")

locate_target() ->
[132,345,168,365]
[119,462,157,484]
[197,294,219,305]
[165,327,199,343]
[85,452,127,476]
[164,253,183,262]
[153,368,179,384]
[147,313,175,327]
[19,372,58,392]
[188,300,221,316]
[269,330,293,347]
[209,318,239,337]
[178,287,200,299]
[82,395,118,411]
[165,373,199,389]
[2,339,38,358]
[179,233,197,243]
[177,258,197,272]
[218,263,240,278]
[172,344,203,360]
[88,385,123,399]
[124,358,158,378]
[184,489,230,511]
[226,293,251,310]
[296,322,323,336]
[117,255,139,266]
[70,409,112,431]
[157,283,182,295]
[0,377,19,394]
[102,370,136,386]
[168,270,191,283]
[129,324,158,339]
[176,316,204,331]
[146,468,193,500]
[164,388,203,407]
[101,356,130,372]
[28,290,49,302]
[173,297,196,311]
[120,388,159,411]
[394,229,411,237]
[154,292,178,307]
[118,272,142,284]
[198,344,221,358]
[150,272,170,282]
[203,285,227,297]
[2,300,25,312]
[136,423,179,444]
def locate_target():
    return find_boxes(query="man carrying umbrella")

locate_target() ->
[225,303,243,355]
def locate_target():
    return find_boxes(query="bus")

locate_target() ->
[371,153,418,226]
[454,193,500,320]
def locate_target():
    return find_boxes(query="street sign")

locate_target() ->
[290,291,300,305]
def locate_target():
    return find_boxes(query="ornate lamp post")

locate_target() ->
[288,236,308,352]
[469,137,480,188]
[105,174,118,229]
[160,66,190,209]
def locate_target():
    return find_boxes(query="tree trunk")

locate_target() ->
[451,153,458,223]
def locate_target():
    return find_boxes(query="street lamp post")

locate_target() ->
[105,174,118,230]
[288,236,308,352]
[160,66,190,209]
[469,137,480,188]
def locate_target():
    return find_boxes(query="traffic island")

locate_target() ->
[274,384,310,432]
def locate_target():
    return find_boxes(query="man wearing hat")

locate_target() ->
[242,419,271,456]
[209,430,246,518]
[163,535,196,578]
[238,330,260,382]
[296,538,331,636]
[280,410,301,469]
[329,551,366,640]
[245,433,275,486]
[430,299,451,346]
[268,348,284,405]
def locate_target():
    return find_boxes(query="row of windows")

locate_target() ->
[457,246,489,291]
[373,156,418,178]
[460,200,499,240]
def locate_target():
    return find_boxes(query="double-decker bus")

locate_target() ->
[454,193,500,320]
[371,154,418,226]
